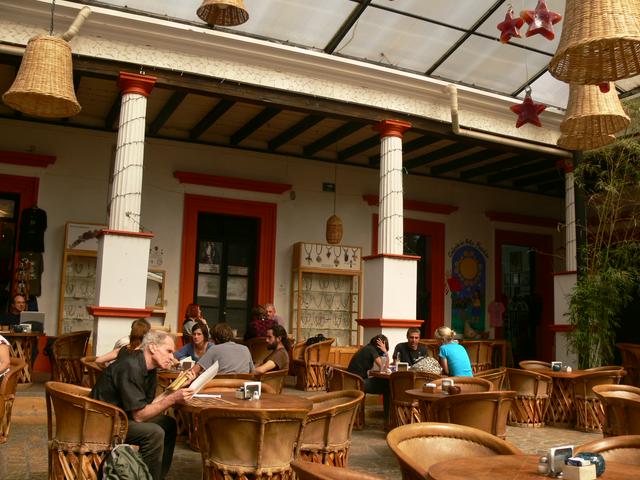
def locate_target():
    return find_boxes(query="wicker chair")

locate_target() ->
[431,390,516,439]
[291,460,384,479]
[300,390,364,467]
[245,336,271,365]
[519,360,552,371]
[475,367,507,390]
[586,365,625,372]
[617,343,640,387]
[572,369,626,432]
[45,381,128,480]
[294,338,335,391]
[432,376,493,393]
[462,341,492,373]
[198,405,309,479]
[593,384,640,437]
[326,365,366,429]
[0,357,25,444]
[52,331,91,385]
[506,367,552,428]
[575,435,640,466]
[388,371,441,427]
[386,422,523,480]
[80,355,104,388]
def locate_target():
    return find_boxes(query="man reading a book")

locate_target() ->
[91,330,194,480]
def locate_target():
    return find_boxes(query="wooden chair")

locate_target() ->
[0,357,25,444]
[80,355,104,388]
[431,390,517,439]
[462,341,492,373]
[300,390,364,467]
[388,371,441,427]
[291,460,384,479]
[519,360,551,370]
[474,367,507,390]
[290,340,306,375]
[432,376,493,393]
[572,369,626,432]
[575,435,640,466]
[326,365,366,429]
[294,338,335,391]
[617,343,640,387]
[245,336,271,365]
[418,339,439,359]
[593,384,640,437]
[506,367,552,428]
[198,405,308,479]
[386,422,523,480]
[45,381,128,480]
[51,331,91,385]
[586,365,626,372]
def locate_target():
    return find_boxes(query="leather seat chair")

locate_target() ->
[294,338,335,391]
[326,365,366,429]
[616,343,640,387]
[475,367,507,390]
[386,422,522,480]
[575,435,640,466]
[51,331,91,385]
[216,369,288,394]
[244,336,271,365]
[462,341,492,373]
[291,459,384,479]
[198,405,309,479]
[593,384,640,437]
[432,376,493,392]
[80,355,104,388]
[388,371,441,427]
[0,357,25,443]
[45,381,128,480]
[572,369,626,432]
[519,360,551,370]
[507,367,552,428]
[431,390,516,439]
[300,390,364,467]
[417,339,439,359]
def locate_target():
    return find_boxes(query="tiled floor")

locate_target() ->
[0,375,602,479]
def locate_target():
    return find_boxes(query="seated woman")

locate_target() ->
[244,305,277,340]
[173,323,212,363]
[95,318,151,365]
[434,326,473,377]
[182,303,207,343]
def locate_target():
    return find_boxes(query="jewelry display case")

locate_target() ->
[290,242,362,346]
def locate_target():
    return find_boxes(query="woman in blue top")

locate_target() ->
[434,326,473,377]
[174,322,213,362]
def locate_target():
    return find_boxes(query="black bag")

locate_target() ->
[100,444,152,480]
[305,333,327,346]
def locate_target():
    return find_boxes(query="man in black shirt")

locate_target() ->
[392,327,427,365]
[91,330,194,480]
[0,294,26,327]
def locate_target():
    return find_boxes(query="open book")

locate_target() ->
[165,361,219,394]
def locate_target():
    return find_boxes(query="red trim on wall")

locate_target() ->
[372,119,412,138]
[362,253,421,261]
[88,306,154,318]
[0,151,56,168]
[174,171,292,194]
[548,324,574,333]
[485,211,560,229]
[553,270,577,276]
[98,229,155,239]
[363,194,458,215]
[179,194,277,333]
[357,318,425,328]
[118,72,156,96]
[372,214,446,333]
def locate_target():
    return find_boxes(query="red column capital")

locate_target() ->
[373,119,412,138]
[556,158,573,173]
[118,72,157,97]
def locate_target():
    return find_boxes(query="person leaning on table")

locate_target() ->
[434,326,473,377]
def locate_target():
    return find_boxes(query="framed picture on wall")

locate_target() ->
[65,222,107,251]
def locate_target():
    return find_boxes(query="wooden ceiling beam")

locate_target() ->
[459,155,526,179]
[338,134,379,161]
[513,170,562,187]
[369,133,442,166]
[189,99,235,140]
[430,148,503,175]
[488,159,555,183]
[303,122,364,157]
[404,143,474,170]
[230,107,282,145]
[268,114,323,151]
[148,90,187,136]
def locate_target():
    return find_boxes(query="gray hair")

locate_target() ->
[141,330,172,349]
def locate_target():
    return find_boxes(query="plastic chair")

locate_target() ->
[300,390,364,467]
[519,360,551,371]
[80,355,104,388]
[506,367,552,427]
[45,381,128,480]
[388,370,441,427]
[575,435,640,466]
[617,343,640,387]
[291,460,384,479]
[386,422,522,480]
[572,369,626,432]
[326,365,366,429]
[474,367,507,390]
[51,331,91,385]
[431,390,516,439]
[432,376,493,393]
[0,357,25,443]
[294,338,335,391]
[593,384,640,437]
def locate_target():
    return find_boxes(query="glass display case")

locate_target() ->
[290,242,362,346]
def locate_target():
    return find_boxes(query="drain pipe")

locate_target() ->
[446,84,571,158]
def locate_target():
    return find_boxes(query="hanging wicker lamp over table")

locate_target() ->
[557,133,617,151]
[197,0,249,27]
[561,82,630,136]
[549,0,640,84]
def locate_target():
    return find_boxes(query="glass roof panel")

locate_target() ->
[371,0,498,29]
[89,0,201,22]
[517,72,570,110]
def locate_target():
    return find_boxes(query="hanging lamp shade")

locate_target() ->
[197,0,249,26]
[2,35,81,118]
[549,0,640,84]
[560,83,630,137]
[326,214,343,245]
[557,133,617,151]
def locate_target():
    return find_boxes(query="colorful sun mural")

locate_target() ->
[449,241,487,335]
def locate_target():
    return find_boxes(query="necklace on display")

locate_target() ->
[351,248,358,262]
[303,244,313,264]
[303,275,312,291]
[315,244,322,263]
[318,277,330,290]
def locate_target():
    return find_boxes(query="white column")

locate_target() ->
[564,162,577,271]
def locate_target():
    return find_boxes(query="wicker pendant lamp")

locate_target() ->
[549,0,640,84]
[561,83,630,136]
[557,133,617,151]
[197,0,249,26]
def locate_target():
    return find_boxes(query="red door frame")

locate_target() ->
[178,194,277,332]
[372,214,445,331]
[494,229,554,361]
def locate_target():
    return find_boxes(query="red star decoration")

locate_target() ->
[497,6,524,44]
[520,0,562,40]
[510,91,546,128]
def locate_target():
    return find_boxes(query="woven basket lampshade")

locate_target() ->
[549,0,640,84]
[557,133,617,151]
[197,0,249,26]
[326,214,343,245]
[2,35,81,119]
[561,83,630,136]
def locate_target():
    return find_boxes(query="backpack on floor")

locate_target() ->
[100,444,153,480]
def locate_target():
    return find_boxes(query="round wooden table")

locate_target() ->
[2,332,41,385]
[540,368,587,427]
[427,455,640,480]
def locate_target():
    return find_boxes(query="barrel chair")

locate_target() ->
[593,384,640,437]
[216,369,288,394]
[388,370,441,427]
[45,381,128,480]
[294,338,335,391]
[0,357,25,444]
[386,422,523,480]
[506,368,552,428]
[575,435,640,466]
[300,390,364,467]
[291,459,384,480]
[572,369,626,432]
[617,343,640,387]
[462,341,493,373]
[417,339,440,359]
[519,360,552,371]
[326,365,366,429]
[51,331,91,385]
[475,367,508,390]
[245,336,271,366]
[79,355,104,388]
[432,376,493,393]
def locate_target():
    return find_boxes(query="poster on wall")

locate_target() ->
[449,240,487,337]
